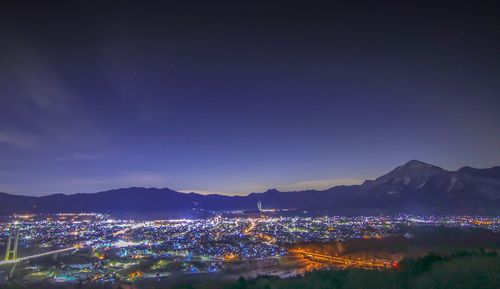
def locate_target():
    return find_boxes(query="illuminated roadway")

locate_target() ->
[242,219,279,248]
[242,221,395,269]
[290,249,394,269]
[0,247,78,265]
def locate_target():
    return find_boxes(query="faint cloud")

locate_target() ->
[179,178,366,196]
[280,178,364,191]
[55,172,171,193]
[179,189,226,195]
[55,153,101,161]
[5,49,74,113]
[0,131,38,149]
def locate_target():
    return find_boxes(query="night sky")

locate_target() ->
[1,1,499,196]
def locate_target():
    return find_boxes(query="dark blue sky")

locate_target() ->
[0,1,499,196]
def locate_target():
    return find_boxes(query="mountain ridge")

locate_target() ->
[0,160,499,216]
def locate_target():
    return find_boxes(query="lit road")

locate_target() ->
[242,219,279,247]
[0,247,78,265]
[290,249,394,269]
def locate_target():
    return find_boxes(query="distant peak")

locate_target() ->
[264,188,280,193]
[397,160,444,171]
[458,165,475,171]
[375,159,445,181]
[403,159,431,167]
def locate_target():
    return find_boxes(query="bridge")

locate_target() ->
[1,229,78,279]
[0,246,78,265]
[290,249,397,269]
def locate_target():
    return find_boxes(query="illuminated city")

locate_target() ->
[1,213,499,285]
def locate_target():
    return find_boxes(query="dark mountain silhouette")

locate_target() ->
[0,160,499,216]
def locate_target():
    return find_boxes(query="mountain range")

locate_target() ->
[1,160,499,217]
